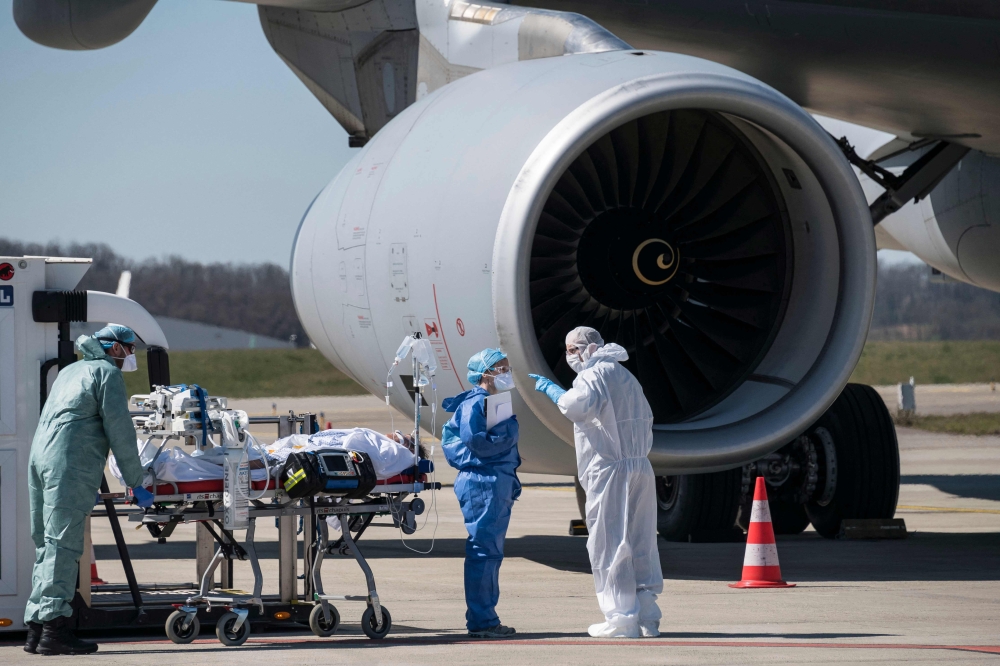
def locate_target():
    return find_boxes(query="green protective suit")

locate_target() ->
[25,336,146,623]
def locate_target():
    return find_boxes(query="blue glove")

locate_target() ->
[131,486,155,508]
[529,374,566,404]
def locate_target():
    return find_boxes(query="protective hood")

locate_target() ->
[76,335,113,362]
[583,343,629,369]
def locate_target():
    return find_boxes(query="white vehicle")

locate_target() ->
[13,0,1000,542]
[0,256,171,632]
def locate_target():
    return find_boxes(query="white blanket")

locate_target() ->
[109,427,418,488]
[109,436,272,487]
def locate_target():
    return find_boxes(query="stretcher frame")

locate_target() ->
[139,481,436,645]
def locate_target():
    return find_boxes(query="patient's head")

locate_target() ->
[387,430,429,459]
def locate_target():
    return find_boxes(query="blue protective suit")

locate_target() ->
[25,336,146,624]
[441,387,521,631]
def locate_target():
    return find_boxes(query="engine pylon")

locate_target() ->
[730,477,795,589]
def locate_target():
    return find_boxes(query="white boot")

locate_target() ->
[588,620,640,638]
[637,589,662,638]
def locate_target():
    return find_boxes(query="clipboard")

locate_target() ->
[485,391,513,431]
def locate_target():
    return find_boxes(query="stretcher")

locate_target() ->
[135,470,437,646]
[92,335,440,645]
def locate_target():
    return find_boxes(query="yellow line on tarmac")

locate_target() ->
[897,505,1000,515]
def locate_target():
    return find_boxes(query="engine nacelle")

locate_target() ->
[876,149,1000,291]
[14,0,157,50]
[291,51,874,475]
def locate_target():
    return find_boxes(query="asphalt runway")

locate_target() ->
[3,390,999,664]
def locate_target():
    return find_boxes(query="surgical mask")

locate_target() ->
[492,371,515,391]
[120,353,137,372]
[566,352,585,373]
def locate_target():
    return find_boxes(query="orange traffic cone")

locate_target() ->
[90,543,106,586]
[730,477,795,588]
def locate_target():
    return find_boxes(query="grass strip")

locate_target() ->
[892,412,1000,436]
[125,348,366,399]
[851,341,1000,385]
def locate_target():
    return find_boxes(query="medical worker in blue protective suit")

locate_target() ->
[24,325,154,656]
[441,348,520,638]
[530,326,663,639]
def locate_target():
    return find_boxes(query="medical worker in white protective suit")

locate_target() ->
[529,326,663,638]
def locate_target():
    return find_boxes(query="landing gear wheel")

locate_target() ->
[215,611,251,646]
[361,605,392,640]
[309,603,340,637]
[805,383,900,539]
[768,499,811,535]
[165,610,200,644]
[656,469,743,542]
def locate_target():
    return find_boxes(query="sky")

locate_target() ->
[0,0,355,266]
[0,2,921,269]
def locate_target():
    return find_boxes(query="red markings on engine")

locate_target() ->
[456,319,465,336]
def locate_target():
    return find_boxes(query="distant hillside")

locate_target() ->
[0,239,306,346]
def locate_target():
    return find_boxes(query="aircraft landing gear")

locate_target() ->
[740,383,900,538]
[804,383,900,537]
[655,469,743,542]
[661,383,900,541]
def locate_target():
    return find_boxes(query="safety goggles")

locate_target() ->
[98,338,136,354]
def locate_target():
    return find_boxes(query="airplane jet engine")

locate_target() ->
[290,50,875,478]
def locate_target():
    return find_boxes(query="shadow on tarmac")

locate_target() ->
[901,474,1000,501]
[97,531,1000,582]
[2,628,896,653]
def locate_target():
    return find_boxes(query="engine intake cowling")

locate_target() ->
[291,50,874,475]
[530,108,793,424]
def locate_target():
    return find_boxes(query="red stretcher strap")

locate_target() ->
[146,478,277,495]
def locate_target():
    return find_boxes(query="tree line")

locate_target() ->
[870,263,1000,340]
[4,238,999,343]
[0,239,307,345]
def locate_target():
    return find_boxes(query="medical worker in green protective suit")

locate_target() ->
[24,325,153,656]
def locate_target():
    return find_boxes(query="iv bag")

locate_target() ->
[411,338,438,380]
[394,335,415,364]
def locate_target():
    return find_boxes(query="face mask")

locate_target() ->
[492,371,515,391]
[566,352,585,373]
[120,353,137,372]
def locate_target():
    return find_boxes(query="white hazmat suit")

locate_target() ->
[556,328,663,638]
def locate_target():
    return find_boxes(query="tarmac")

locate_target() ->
[2,389,999,663]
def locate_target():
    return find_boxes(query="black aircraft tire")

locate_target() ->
[805,383,900,539]
[769,498,811,535]
[656,469,742,542]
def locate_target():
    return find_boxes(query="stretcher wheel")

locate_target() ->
[216,611,251,646]
[165,610,200,644]
[309,603,340,637]
[361,605,392,640]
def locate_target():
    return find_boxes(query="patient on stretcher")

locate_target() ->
[109,427,428,490]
